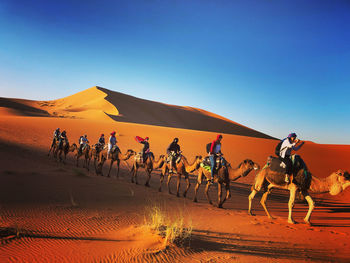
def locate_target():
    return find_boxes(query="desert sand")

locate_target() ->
[1,87,350,262]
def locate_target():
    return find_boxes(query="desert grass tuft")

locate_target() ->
[144,203,192,247]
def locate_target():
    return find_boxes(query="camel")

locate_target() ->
[159,155,202,197]
[193,159,260,208]
[96,147,136,177]
[89,144,105,171]
[56,142,77,163]
[130,153,165,186]
[76,144,91,170]
[248,155,350,225]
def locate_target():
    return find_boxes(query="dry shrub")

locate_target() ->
[144,203,192,247]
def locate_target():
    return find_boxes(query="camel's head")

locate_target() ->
[239,159,260,177]
[127,149,136,156]
[335,169,350,184]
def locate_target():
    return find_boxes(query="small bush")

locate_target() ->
[144,204,192,247]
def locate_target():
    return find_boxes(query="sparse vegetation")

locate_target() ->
[144,203,192,247]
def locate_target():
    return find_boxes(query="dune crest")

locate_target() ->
[38,86,119,120]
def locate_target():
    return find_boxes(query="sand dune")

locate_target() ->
[1,86,275,139]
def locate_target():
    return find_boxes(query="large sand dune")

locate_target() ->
[1,87,350,262]
[1,86,275,139]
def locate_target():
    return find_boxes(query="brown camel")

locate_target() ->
[56,142,77,163]
[76,144,91,170]
[248,156,350,225]
[193,159,260,208]
[159,155,202,197]
[130,153,165,187]
[96,147,135,177]
[89,144,105,171]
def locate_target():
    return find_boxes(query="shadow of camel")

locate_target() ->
[188,229,347,262]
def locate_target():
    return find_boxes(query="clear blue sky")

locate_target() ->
[0,0,349,144]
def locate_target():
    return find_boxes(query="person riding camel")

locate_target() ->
[135,136,150,163]
[209,134,223,183]
[167,137,181,174]
[78,134,89,154]
[51,128,60,146]
[58,130,67,149]
[278,133,305,183]
[107,131,117,160]
[98,134,105,148]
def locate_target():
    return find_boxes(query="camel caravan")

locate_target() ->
[48,129,350,225]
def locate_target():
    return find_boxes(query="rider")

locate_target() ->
[140,137,150,163]
[51,128,60,147]
[279,133,305,183]
[58,130,67,149]
[107,131,117,160]
[167,137,181,173]
[209,134,223,183]
[98,133,105,148]
[78,134,89,154]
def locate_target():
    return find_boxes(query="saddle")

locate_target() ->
[166,152,181,164]
[267,155,310,188]
[111,145,120,154]
[135,152,153,163]
[201,156,226,174]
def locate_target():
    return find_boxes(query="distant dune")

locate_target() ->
[0,86,275,139]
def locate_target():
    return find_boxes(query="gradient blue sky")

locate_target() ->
[1,0,349,144]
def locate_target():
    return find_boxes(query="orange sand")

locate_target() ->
[1,88,350,262]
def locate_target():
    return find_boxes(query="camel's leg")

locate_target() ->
[107,160,113,177]
[176,174,181,197]
[260,186,274,219]
[303,193,315,225]
[145,169,151,187]
[248,189,258,216]
[183,175,190,198]
[205,182,212,205]
[76,154,80,167]
[167,173,172,194]
[116,159,120,178]
[287,184,297,224]
[217,183,223,208]
[193,170,203,202]
[158,167,166,192]
[219,183,231,208]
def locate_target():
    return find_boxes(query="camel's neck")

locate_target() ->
[228,165,250,181]
[118,151,132,160]
[309,174,347,195]
[153,157,164,168]
[182,157,198,173]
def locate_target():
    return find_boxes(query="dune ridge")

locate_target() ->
[0,86,275,139]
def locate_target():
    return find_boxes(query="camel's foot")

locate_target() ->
[217,203,223,208]
[268,215,275,220]
[183,192,187,198]
[158,187,162,192]
[304,218,312,225]
[288,218,296,224]
[145,182,150,187]
[208,201,213,205]
[248,211,255,216]
[193,198,197,203]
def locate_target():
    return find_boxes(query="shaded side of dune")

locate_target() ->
[98,87,276,140]
[0,98,50,117]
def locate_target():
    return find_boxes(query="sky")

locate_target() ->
[0,0,349,144]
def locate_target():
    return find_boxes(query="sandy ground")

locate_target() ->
[0,114,350,262]
[1,88,350,262]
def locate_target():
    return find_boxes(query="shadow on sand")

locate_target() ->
[189,229,346,262]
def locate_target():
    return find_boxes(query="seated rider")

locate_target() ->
[78,134,89,154]
[107,131,117,160]
[140,137,150,163]
[52,128,60,146]
[58,130,67,148]
[209,134,223,183]
[97,133,105,148]
[167,137,181,173]
[278,133,305,183]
